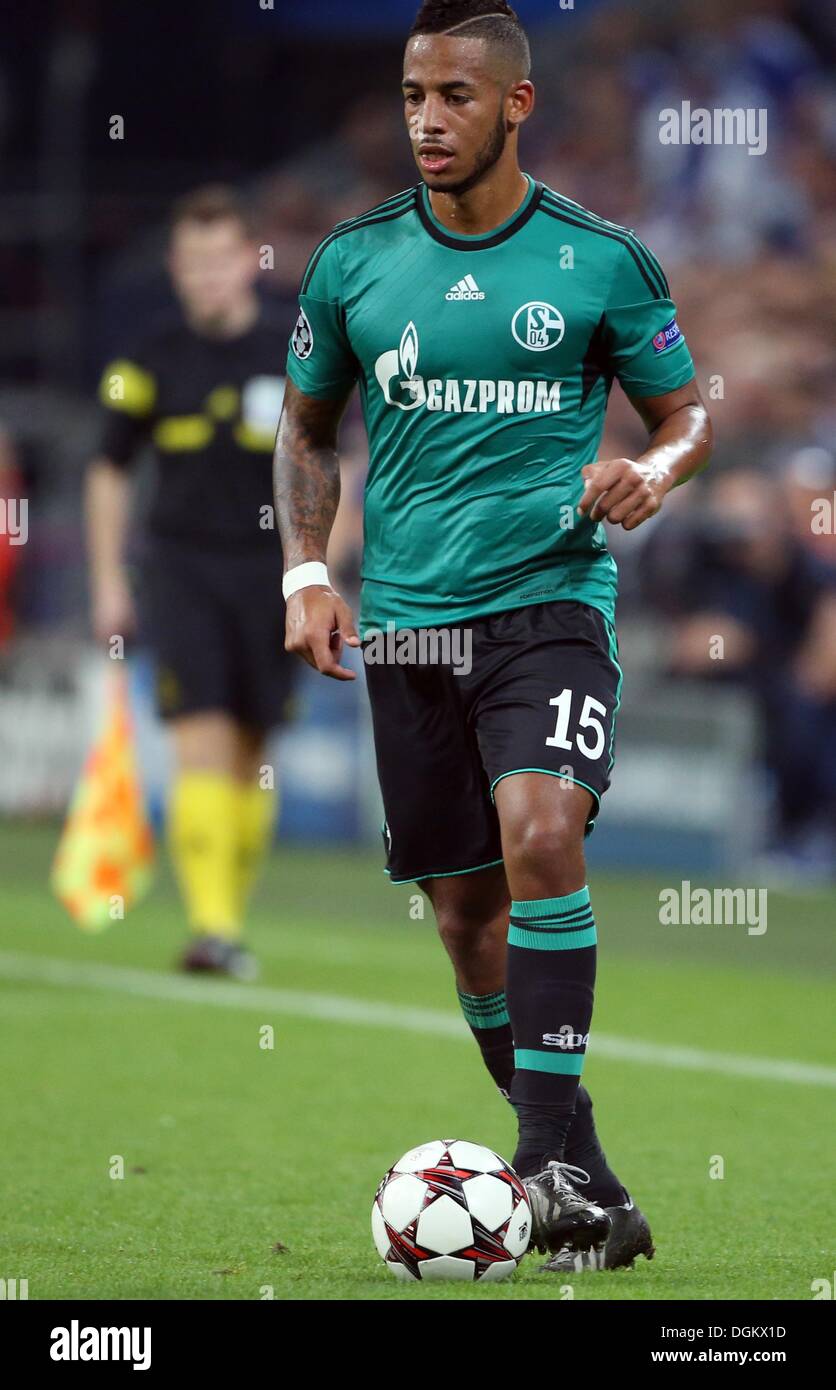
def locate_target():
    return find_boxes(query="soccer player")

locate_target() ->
[274,0,712,1268]
[87,186,295,979]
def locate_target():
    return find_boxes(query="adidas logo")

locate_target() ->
[445,274,485,301]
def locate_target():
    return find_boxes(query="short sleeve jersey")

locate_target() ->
[285,176,696,631]
[97,310,288,548]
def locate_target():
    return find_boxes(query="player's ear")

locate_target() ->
[507,80,535,128]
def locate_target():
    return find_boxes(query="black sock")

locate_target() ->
[564,1085,627,1207]
[506,890,597,1177]
[456,988,514,1099]
[512,1101,576,1178]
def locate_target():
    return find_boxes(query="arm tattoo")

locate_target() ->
[273,379,349,570]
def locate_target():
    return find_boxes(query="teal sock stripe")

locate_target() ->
[512,887,590,917]
[457,988,510,1030]
[508,887,597,951]
[514,1049,585,1075]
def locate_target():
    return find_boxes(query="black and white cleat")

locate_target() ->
[523,1161,612,1256]
[541,1195,655,1272]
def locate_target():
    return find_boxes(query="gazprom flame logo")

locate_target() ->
[373,319,564,416]
[374,320,426,411]
[400,321,418,379]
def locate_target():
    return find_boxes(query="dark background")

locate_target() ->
[1,0,835,874]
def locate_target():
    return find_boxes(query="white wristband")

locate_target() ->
[282,561,331,600]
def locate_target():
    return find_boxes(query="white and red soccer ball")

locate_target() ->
[372,1139,532,1282]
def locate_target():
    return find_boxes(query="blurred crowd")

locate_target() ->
[253,0,836,867]
[2,0,835,868]
[253,0,836,584]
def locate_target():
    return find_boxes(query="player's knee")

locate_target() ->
[435,911,480,957]
[427,878,505,954]
[433,897,487,952]
[503,813,583,893]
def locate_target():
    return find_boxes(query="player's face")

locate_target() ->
[402,35,531,195]
[167,219,258,327]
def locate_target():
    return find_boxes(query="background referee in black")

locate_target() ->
[86,186,295,978]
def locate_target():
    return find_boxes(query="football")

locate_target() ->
[371,1139,532,1282]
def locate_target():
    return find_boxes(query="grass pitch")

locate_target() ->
[0,822,833,1301]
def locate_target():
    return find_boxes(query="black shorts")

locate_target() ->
[364,601,622,885]
[140,536,297,730]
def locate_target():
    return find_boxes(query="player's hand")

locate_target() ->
[285,585,361,681]
[92,572,137,645]
[578,457,669,531]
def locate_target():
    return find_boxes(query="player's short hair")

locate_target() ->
[170,185,256,238]
[408,0,531,81]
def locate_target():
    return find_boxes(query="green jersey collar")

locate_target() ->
[417,174,543,250]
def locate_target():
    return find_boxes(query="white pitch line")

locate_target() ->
[1,950,835,1089]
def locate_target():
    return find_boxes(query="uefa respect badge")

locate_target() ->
[652,318,683,354]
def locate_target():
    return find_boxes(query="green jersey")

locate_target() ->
[285,175,695,633]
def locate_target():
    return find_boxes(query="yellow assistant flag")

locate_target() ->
[51,668,155,930]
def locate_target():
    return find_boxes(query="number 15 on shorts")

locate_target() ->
[546,689,608,760]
